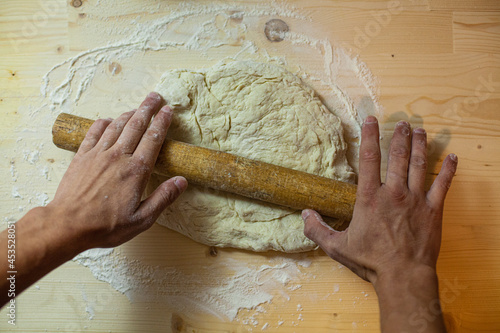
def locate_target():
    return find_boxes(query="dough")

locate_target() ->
[150,60,355,252]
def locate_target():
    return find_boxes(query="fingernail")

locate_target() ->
[364,116,377,125]
[414,127,425,134]
[174,176,187,191]
[301,210,310,220]
[449,153,458,162]
[397,121,410,136]
[106,117,113,121]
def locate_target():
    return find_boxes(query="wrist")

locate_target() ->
[33,205,91,256]
[0,205,89,299]
[373,263,440,315]
[374,263,438,293]
[373,264,446,332]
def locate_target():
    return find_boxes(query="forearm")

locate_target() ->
[374,265,447,333]
[0,207,85,307]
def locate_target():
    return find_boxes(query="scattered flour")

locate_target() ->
[81,287,96,320]
[11,187,22,199]
[40,1,381,173]
[74,248,311,322]
[10,160,18,181]
[3,0,382,325]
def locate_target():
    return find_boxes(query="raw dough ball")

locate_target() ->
[151,60,354,252]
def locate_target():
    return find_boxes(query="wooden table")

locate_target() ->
[0,0,499,332]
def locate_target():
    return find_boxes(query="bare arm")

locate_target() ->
[302,116,457,332]
[0,92,187,307]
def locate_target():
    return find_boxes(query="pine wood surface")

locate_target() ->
[0,0,499,332]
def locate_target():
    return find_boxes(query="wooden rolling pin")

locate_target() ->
[52,113,357,220]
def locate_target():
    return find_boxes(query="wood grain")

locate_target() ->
[453,12,500,54]
[429,0,500,11]
[0,0,500,332]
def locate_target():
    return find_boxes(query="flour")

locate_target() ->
[41,2,307,111]
[81,287,96,320]
[23,148,41,164]
[35,192,49,206]
[10,0,383,324]
[74,248,311,322]
[11,187,22,199]
[9,160,18,182]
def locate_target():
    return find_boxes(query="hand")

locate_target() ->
[302,116,456,332]
[47,92,188,250]
[302,116,457,283]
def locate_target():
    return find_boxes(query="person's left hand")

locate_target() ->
[47,92,187,250]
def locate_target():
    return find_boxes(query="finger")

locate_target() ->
[408,128,428,193]
[95,110,135,150]
[77,118,112,154]
[302,209,346,257]
[135,176,188,226]
[427,154,458,208]
[358,116,381,197]
[385,121,411,193]
[133,105,172,164]
[116,92,163,154]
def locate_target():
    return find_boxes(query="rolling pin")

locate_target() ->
[52,113,357,220]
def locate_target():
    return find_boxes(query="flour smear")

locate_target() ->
[26,0,382,325]
[75,248,312,323]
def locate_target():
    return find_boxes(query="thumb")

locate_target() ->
[136,176,188,225]
[302,209,345,255]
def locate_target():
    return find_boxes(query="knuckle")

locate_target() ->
[112,119,126,131]
[129,157,152,175]
[410,155,427,169]
[160,185,179,205]
[359,196,377,211]
[145,127,163,143]
[390,146,410,159]
[116,111,134,124]
[389,186,408,202]
[361,149,381,162]
[84,132,98,142]
[127,117,146,131]
[359,185,378,199]
[107,148,123,161]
